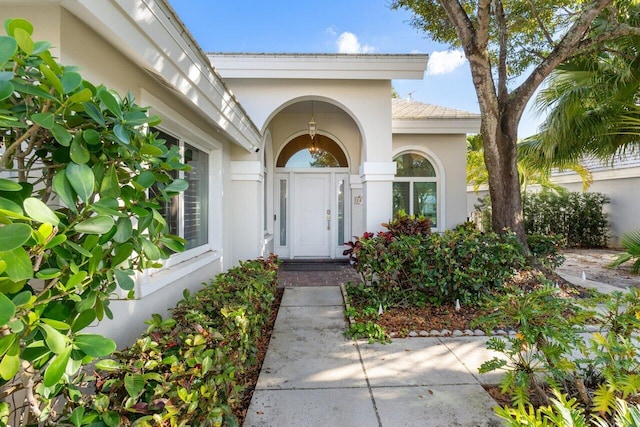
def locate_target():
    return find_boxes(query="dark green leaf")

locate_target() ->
[74,334,116,357]
[51,123,72,146]
[97,89,122,118]
[23,197,59,226]
[61,71,82,94]
[114,269,134,291]
[0,293,16,326]
[83,128,101,145]
[141,144,164,156]
[70,133,90,164]
[135,171,155,189]
[141,238,161,260]
[52,169,77,212]
[0,36,17,66]
[164,179,189,193]
[43,346,71,387]
[111,243,133,266]
[31,40,50,55]
[99,165,120,198]
[83,102,106,127]
[0,247,32,281]
[11,79,57,101]
[31,112,55,130]
[70,407,85,427]
[0,80,13,101]
[66,162,94,203]
[75,215,114,234]
[102,411,120,427]
[113,123,130,144]
[124,373,144,398]
[36,268,62,280]
[113,218,133,243]
[0,223,31,251]
[71,310,96,333]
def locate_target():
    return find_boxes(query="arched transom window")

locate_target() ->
[393,152,438,227]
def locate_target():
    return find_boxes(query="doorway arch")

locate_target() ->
[275,134,350,259]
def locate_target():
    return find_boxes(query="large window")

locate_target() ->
[153,128,209,250]
[393,153,438,227]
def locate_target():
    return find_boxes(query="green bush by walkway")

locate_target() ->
[65,256,279,427]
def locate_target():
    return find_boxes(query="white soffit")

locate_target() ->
[208,53,429,80]
[58,0,261,151]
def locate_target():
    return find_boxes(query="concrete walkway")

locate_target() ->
[244,286,503,427]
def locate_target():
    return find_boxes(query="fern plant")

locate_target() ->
[609,230,640,274]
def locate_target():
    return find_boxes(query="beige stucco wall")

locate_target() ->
[392,133,469,230]
[0,6,237,347]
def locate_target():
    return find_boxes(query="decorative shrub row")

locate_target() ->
[65,256,279,427]
[475,191,610,248]
[523,191,609,248]
[345,217,527,306]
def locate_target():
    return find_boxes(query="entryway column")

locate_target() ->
[359,162,396,232]
[230,161,263,264]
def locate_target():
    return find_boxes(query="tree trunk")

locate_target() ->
[481,108,529,251]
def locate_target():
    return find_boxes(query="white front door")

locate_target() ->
[292,173,332,257]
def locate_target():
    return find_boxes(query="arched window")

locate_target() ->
[393,152,438,227]
[276,135,348,168]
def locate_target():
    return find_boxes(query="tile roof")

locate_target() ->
[392,98,479,120]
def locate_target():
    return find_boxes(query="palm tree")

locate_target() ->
[520,41,640,164]
[467,134,592,194]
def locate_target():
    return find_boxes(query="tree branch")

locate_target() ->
[528,0,555,46]
[509,0,614,118]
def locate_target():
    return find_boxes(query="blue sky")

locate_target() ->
[170,0,542,137]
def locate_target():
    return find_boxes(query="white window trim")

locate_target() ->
[135,90,223,297]
[392,147,446,232]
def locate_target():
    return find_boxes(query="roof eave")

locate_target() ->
[61,0,262,151]
[392,118,481,134]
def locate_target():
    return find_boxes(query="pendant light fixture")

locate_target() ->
[308,100,318,153]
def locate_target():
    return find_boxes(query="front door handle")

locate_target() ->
[326,209,331,230]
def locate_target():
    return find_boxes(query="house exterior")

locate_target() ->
[1,0,479,345]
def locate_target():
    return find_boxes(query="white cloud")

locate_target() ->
[325,26,337,37]
[336,32,376,54]
[427,49,467,75]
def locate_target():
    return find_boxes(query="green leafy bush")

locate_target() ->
[346,222,526,306]
[479,286,640,425]
[64,256,279,427]
[475,191,610,248]
[0,19,187,425]
[527,233,566,269]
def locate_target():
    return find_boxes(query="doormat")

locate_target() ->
[281,262,346,272]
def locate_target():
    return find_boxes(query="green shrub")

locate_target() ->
[475,191,610,248]
[63,256,279,427]
[346,222,526,306]
[0,19,187,425]
[480,286,640,425]
[527,233,566,269]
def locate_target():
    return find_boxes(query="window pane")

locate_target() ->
[395,153,436,177]
[279,179,287,246]
[414,182,437,227]
[392,182,410,216]
[152,129,178,236]
[184,143,208,249]
[338,179,345,246]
